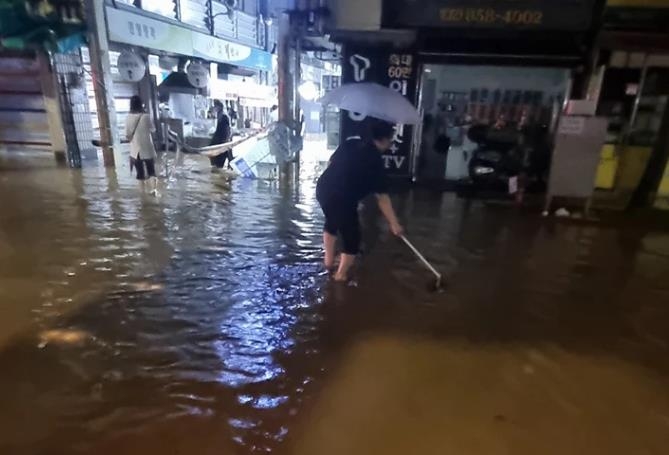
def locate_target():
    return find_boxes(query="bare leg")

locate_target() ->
[333,253,355,282]
[323,231,337,269]
[149,176,159,196]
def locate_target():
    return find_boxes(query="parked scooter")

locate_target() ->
[465,123,550,193]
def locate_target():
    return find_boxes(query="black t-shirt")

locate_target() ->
[316,138,388,206]
[210,112,231,145]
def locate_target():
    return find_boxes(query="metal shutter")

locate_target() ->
[0,54,51,152]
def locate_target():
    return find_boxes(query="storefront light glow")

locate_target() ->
[298,81,319,101]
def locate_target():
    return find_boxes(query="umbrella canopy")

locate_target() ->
[319,82,420,125]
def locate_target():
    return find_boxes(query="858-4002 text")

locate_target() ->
[439,8,543,26]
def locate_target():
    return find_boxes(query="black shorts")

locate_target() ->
[319,198,360,255]
[135,158,156,180]
[209,150,234,168]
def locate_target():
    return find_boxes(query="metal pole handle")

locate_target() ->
[401,235,442,282]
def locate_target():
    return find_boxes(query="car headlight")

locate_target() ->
[473,166,495,175]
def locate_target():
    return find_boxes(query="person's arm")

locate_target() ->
[222,116,231,142]
[327,147,341,166]
[376,193,403,236]
[210,114,226,145]
[146,113,156,134]
[125,117,131,141]
[368,156,403,236]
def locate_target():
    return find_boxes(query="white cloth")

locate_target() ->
[125,113,156,160]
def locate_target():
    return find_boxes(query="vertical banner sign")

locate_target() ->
[341,45,418,177]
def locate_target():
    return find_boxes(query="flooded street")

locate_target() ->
[1,151,669,454]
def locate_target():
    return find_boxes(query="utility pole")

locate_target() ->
[276,12,293,181]
[293,33,302,175]
[277,12,292,125]
[85,0,117,166]
[276,7,309,180]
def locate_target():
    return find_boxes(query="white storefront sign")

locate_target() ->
[186,62,209,88]
[106,7,191,56]
[558,116,586,136]
[105,7,271,71]
[191,34,252,63]
[116,51,146,82]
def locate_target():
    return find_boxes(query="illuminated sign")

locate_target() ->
[340,46,418,177]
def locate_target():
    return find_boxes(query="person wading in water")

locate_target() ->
[126,95,158,195]
[316,118,404,281]
[209,99,234,169]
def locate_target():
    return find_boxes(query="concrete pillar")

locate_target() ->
[85,0,118,166]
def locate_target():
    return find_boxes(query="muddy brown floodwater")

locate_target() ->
[1,151,669,454]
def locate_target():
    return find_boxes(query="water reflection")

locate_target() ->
[0,151,668,454]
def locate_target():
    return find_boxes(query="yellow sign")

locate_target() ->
[606,0,669,6]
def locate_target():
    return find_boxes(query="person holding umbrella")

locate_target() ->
[316,118,404,281]
[317,82,442,286]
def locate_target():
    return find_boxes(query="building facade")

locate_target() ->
[1,0,278,165]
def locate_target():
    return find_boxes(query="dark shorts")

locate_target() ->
[319,198,360,255]
[135,158,156,180]
[209,150,234,168]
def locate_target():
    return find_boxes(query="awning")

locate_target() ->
[599,30,669,52]
[415,29,589,67]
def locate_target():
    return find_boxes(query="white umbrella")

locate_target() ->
[319,82,420,125]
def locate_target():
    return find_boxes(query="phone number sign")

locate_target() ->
[383,0,596,31]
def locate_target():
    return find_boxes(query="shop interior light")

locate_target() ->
[298,81,319,101]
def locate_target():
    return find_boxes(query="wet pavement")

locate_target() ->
[1,150,669,454]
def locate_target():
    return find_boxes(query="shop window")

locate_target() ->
[597,67,641,144]
[630,68,669,147]
[241,0,257,16]
[141,0,177,19]
[597,67,669,147]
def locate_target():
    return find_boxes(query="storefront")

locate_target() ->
[337,0,604,183]
[0,52,55,154]
[99,5,273,148]
[210,77,276,128]
[590,1,669,210]
[410,1,601,186]
[416,65,570,185]
[0,0,88,159]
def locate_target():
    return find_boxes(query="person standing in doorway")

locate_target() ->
[209,99,233,169]
[268,104,279,124]
[126,95,158,195]
[316,118,404,282]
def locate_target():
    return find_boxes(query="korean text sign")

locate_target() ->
[340,45,418,177]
